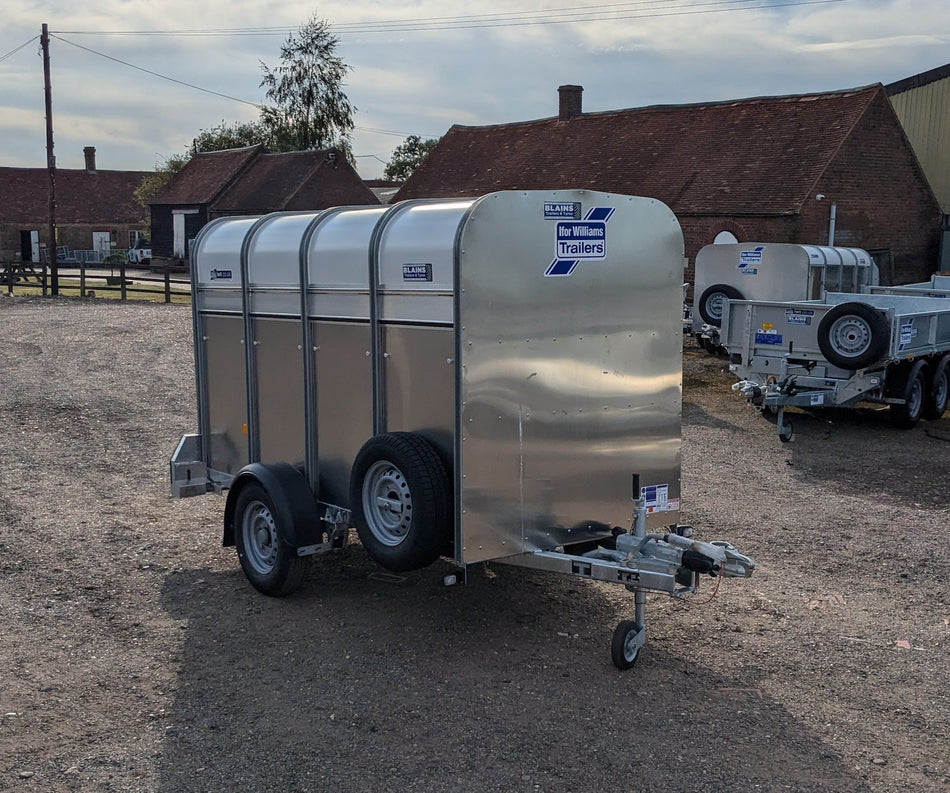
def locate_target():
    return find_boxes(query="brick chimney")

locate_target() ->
[83,146,97,173]
[558,85,583,120]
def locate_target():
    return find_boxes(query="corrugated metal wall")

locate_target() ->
[889,75,950,215]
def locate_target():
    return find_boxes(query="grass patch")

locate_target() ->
[3,277,191,305]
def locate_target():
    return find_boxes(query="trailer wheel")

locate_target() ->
[923,354,950,420]
[889,360,928,429]
[350,432,451,572]
[611,620,643,670]
[697,284,743,327]
[816,302,889,370]
[233,483,310,596]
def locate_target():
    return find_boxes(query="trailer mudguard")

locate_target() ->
[223,462,323,549]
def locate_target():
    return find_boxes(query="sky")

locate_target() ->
[1,0,948,181]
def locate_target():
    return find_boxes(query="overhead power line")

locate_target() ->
[47,34,430,139]
[0,36,39,64]
[51,34,261,108]
[52,0,845,36]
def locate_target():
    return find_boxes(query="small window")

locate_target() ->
[713,230,738,244]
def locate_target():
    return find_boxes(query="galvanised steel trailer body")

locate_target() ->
[723,291,950,440]
[170,190,753,668]
[691,242,878,352]
[867,274,950,299]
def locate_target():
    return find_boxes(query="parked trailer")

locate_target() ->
[723,291,950,441]
[691,243,878,352]
[867,273,950,299]
[170,190,754,668]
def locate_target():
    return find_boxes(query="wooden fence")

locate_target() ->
[1,261,191,303]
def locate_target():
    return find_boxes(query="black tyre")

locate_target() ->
[611,620,643,670]
[233,483,310,596]
[816,302,890,370]
[889,360,928,429]
[778,421,793,443]
[923,354,950,420]
[697,284,744,327]
[350,432,451,572]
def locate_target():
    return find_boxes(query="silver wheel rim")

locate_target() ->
[706,292,726,321]
[363,460,413,547]
[908,375,924,417]
[241,499,278,575]
[828,315,872,358]
[623,630,640,663]
[935,371,948,411]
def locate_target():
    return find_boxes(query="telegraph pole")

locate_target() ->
[41,23,58,295]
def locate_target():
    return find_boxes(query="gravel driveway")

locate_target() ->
[0,296,947,793]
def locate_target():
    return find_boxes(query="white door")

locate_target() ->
[92,231,111,255]
[172,214,185,258]
[172,208,199,258]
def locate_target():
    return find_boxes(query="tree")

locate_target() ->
[133,153,191,227]
[139,13,356,222]
[383,135,440,182]
[259,14,355,152]
[191,119,271,153]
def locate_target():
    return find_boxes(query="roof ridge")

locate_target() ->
[447,83,884,132]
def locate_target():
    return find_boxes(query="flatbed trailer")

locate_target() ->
[169,190,754,668]
[867,274,950,299]
[690,243,878,353]
[723,291,950,440]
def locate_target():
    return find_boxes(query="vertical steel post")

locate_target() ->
[41,23,58,296]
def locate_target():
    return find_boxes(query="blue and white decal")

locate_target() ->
[755,330,783,345]
[543,202,581,220]
[209,269,233,281]
[898,319,918,351]
[738,246,764,275]
[785,308,815,326]
[641,483,677,514]
[545,206,614,277]
[402,263,433,282]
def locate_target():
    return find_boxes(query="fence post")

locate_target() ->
[164,265,171,303]
[120,260,127,300]
[80,260,87,297]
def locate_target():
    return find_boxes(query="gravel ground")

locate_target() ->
[0,296,947,793]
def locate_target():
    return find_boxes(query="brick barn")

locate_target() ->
[149,146,380,265]
[394,84,942,289]
[0,147,148,264]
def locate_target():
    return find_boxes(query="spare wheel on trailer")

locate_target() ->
[697,283,744,326]
[816,301,890,370]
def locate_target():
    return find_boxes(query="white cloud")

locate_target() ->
[1,0,948,178]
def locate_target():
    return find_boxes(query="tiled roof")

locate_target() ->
[150,145,262,205]
[0,167,149,224]
[213,149,379,213]
[394,85,883,215]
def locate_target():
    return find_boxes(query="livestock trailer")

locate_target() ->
[170,190,754,668]
[691,242,878,352]
[723,291,950,440]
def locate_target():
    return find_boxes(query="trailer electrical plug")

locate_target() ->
[681,548,721,576]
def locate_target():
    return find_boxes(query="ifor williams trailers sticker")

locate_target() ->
[737,246,764,275]
[545,206,614,277]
